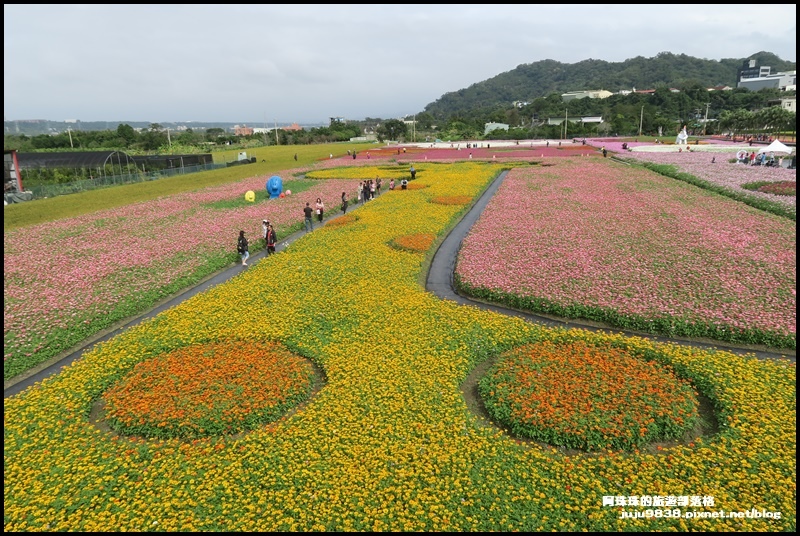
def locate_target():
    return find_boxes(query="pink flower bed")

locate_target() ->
[3,172,352,377]
[455,158,796,347]
[627,152,794,209]
[328,144,597,162]
[585,138,796,213]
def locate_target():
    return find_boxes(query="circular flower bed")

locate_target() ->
[389,233,436,253]
[479,340,700,451]
[102,340,315,439]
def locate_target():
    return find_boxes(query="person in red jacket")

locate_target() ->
[265,223,277,255]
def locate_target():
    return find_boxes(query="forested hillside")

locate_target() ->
[424,51,796,119]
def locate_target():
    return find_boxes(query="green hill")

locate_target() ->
[423,51,796,119]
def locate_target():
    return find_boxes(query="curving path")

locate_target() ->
[5,169,794,399]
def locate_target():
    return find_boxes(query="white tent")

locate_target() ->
[758,139,794,154]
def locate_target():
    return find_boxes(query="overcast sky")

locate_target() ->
[4,4,796,125]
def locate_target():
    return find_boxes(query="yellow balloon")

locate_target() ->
[245,190,256,202]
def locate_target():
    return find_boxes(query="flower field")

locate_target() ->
[595,139,796,218]
[4,158,796,531]
[454,158,796,349]
[3,172,353,380]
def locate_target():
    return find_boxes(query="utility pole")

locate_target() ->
[639,106,644,136]
[564,108,568,139]
[67,127,74,148]
[274,119,279,146]
[703,103,710,136]
[166,128,172,150]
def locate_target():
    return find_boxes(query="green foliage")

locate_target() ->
[116,123,136,143]
[202,179,319,209]
[425,52,796,120]
[3,144,373,232]
[376,119,408,142]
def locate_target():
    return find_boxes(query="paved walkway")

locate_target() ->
[5,173,794,398]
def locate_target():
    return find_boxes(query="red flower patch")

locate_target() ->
[479,340,699,451]
[390,233,436,253]
[103,340,315,439]
[430,196,472,205]
[742,180,796,197]
[326,214,358,227]
[406,182,428,190]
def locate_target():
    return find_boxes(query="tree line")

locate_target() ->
[432,85,795,141]
[4,121,361,154]
[3,87,795,157]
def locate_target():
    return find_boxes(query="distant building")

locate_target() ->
[561,90,613,102]
[484,122,509,135]
[546,116,604,125]
[738,59,771,81]
[736,58,796,91]
[772,96,796,113]
[254,123,304,136]
[233,125,254,136]
[738,70,796,91]
[618,87,681,95]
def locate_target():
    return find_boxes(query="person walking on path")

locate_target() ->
[341,191,349,214]
[389,178,395,191]
[304,202,314,232]
[602,146,608,158]
[315,197,325,222]
[262,219,270,244]
[410,165,416,180]
[265,223,277,255]
[237,230,250,266]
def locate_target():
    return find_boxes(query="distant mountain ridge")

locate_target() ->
[423,51,796,119]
